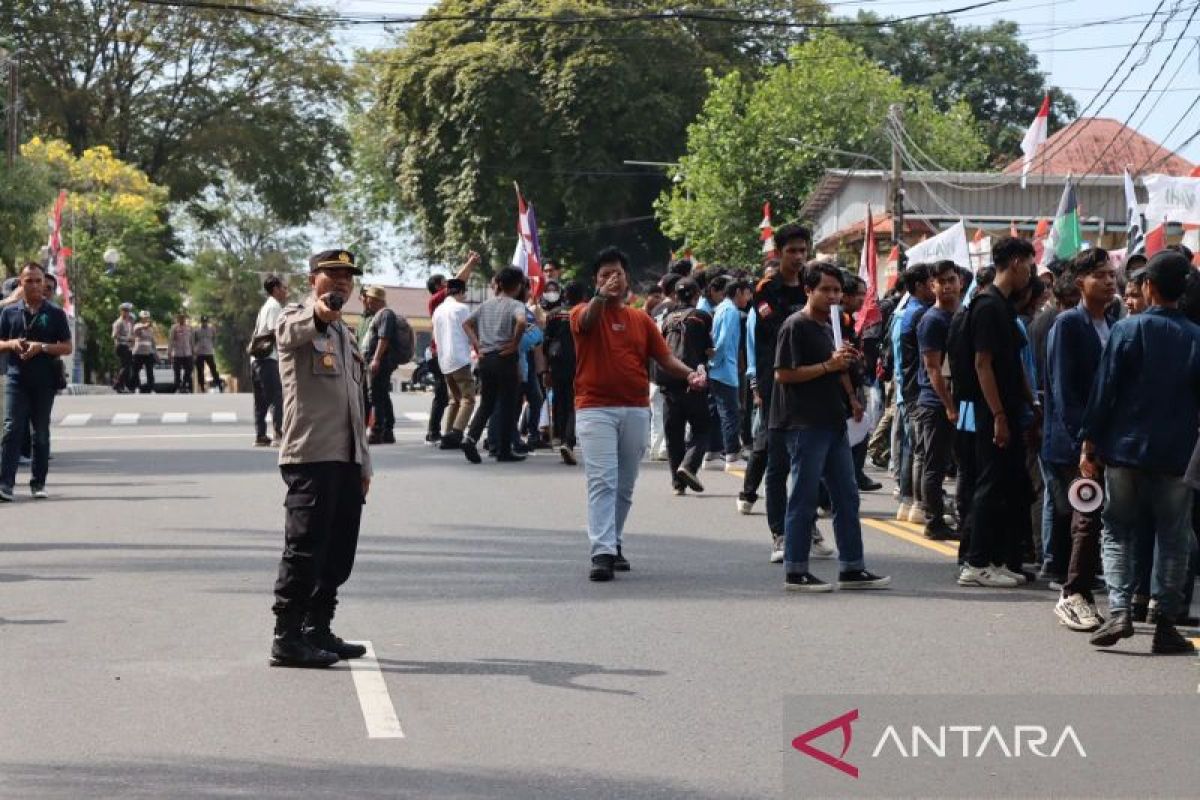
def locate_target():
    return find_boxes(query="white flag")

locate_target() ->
[1020,95,1050,190]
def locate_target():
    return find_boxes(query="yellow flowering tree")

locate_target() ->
[20,137,186,381]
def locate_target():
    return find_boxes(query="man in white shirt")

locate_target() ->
[252,274,288,447]
[431,278,475,450]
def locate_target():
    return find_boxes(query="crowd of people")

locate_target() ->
[110,305,222,394]
[401,225,1198,656]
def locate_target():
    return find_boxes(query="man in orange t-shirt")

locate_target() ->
[572,247,707,582]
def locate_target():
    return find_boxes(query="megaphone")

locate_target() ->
[1067,478,1104,514]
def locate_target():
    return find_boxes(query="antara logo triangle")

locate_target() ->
[791,709,860,778]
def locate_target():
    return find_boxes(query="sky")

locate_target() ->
[329,0,1200,280]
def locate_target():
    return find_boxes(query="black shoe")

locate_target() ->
[303,627,367,659]
[382,429,396,444]
[368,431,385,445]
[270,632,339,668]
[675,467,705,493]
[496,452,526,462]
[857,477,883,492]
[784,572,833,592]
[1151,621,1197,655]
[254,435,271,447]
[1089,611,1134,647]
[589,554,616,582]
[1131,601,1149,623]
[837,569,892,590]
[512,441,532,455]
[923,518,958,541]
[439,432,463,450]
[613,547,630,572]
[425,431,441,445]
[1175,614,1199,628]
[559,444,577,465]
[461,438,482,464]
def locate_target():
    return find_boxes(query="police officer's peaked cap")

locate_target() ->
[309,249,362,276]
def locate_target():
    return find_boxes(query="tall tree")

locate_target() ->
[374,0,824,274]
[656,34,989,265]
[3,0,349,223]
[839,14,1076,166]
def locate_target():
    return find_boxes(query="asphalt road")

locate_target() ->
[1,390,1196,799]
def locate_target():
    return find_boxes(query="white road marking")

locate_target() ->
[403,412,430,422]
[161,412,188,424]
[111,413,140,425]
[347,641,404,739]
[210,412,238,423]
[60,413,92,427]
[55,431,427,442]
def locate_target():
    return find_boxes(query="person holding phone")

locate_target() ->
[268,249,372,669]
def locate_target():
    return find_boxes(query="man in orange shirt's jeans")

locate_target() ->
[572,248,707,582]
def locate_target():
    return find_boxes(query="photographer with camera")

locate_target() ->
[268,249,373,669]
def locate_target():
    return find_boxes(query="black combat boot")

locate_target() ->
[303,609,367,659]
[271,612,339,668]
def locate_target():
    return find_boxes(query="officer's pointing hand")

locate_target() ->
[315,295,342,324]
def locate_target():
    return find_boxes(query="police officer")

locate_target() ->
[269,249,373,669]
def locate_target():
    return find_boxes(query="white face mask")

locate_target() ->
[543,292,561,304]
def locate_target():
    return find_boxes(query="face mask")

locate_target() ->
[543,292,561,304]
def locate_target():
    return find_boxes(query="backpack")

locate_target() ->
[658,307,710,386]
[947,304,979,404]
[372,308,414,366]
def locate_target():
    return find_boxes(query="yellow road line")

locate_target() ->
[727,468,746,478]
[862,518,959,558]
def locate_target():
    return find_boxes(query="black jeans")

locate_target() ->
[370,365,396,434]
[252,358,283,439]
[551,372,575,448]
[663,385,709,486]
[0,378,55,490]
[114,344,134,391]
[194,354,219,391]
[173,356,193,392]
[467,352,520,455]
[133,353,155,392]
[427,356,449,437]
[967,407,1032,570]
[273,461,364,619]
[912,404,954,520]
[955,429,977,564]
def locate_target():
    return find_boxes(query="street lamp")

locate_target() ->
[103,247,120,275]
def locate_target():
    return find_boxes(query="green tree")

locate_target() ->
[20,137,186,381]
[4,0,349,223]
[656,34,989,265]
[0,158,55,273]
[839,15,1076,165]
[374,0,824,275]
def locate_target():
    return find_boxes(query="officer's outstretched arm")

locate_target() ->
[275,304,321,351]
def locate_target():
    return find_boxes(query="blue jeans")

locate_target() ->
[577,407,650,558]
[895,403,913,503]
[707,379,741,457]
[1101,467,1193,617]
[782,426,866,574]
[1,378,56,490]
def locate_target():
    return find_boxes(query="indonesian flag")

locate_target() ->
[47,189,74,315]
[1144,218,1167,257]
[883,244,901,295]
[759,201,777,259]
[1183,226,1200,266]
[856,205,882,335]
[1020,94,1050,190]
[510,183,543,297]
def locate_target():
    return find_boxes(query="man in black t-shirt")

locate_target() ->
[772,262,890,593]
[0,263,73,502]
[740,224,809,563]
[958,237,1038,589]
[658,278,714,494]
[363,286,405,445]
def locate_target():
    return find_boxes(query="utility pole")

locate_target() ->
[888,103,904,247]
[5,52,18,169]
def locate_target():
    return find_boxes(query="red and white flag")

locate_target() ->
[1145,218,1168,257]
[1010,220,1020,239]
[759,201,777,259]
[510,183,543,297]
[856,204,882,335]
[1020,94,1050,190]
[47,189,74,314]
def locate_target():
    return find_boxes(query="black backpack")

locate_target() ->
[657,307,709,386]
[373,308,414,366]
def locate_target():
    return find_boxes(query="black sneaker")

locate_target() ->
[496,452,527,463]
[837,569,892,590]
[461,437,482,464]
[1089,610,1134,647]
[589,554,616,582]
[425,431,441,446]
[923,518,958,541]
[254,435,271,447]
[784,572,833,593]
[857,477,883,492]
[382,429,396,444]
[1151,621,1197,655]
[303,627,367,659]
[613,547,630,572]
[270,633,339,669]
[1131,601,1149,623]
[675,467,704,493]
[439,432,463,450]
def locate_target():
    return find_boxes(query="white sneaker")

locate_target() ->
[957,564,1020,588]
[1055,593,1101,632]
[31,486,48,500]
[811,527,834,558]
[723,456,746,473]
[736,498,755,515]
[994,565,1028,585]
[770,535,785,563]
[906,505,923,523]
[895,502,911,521]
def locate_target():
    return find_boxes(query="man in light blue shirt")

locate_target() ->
[706,275,753,471]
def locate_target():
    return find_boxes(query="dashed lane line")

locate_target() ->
[211,411,238,423]
[346,641,405,739]
[110,413,139,425]
[60,413,92,426]
[161,412,188,424]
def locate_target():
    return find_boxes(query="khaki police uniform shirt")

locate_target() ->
[112,316,134,347]
[275,298,372,477]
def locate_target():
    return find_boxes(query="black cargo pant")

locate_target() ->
[427,356,449,437]
[114,345,134,391]
[912,404,954,522]
[370,364,397,434]
[551,371,576,448]
[663,384,709,487]
[273,461,365,621]
[466,352,520,456]
[967,407,1032,571]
